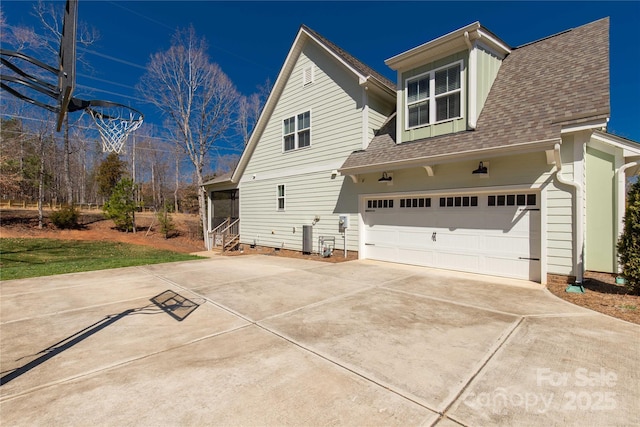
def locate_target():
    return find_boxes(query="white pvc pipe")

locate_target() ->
[554,143,584,284]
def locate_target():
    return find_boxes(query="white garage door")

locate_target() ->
[363,192,541,281]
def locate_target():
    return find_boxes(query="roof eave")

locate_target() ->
[385,22,511,71]
[339,137,561,176]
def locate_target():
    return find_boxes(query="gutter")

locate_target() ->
[553,143,584,285]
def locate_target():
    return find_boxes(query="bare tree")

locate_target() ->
[31,0,99,205]
[137,26,239,237]
[237,78,271,145]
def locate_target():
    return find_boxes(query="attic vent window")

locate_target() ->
[303,66,314,86]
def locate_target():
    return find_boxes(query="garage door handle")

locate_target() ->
[431,232,437,242]
[519,257,540,261]
[365,243,375,246]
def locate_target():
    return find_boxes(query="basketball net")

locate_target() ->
[86,102,144,153]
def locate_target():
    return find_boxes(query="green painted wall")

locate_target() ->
[400,51,468,142]
[585,146,616,272]
[475,45,502,118]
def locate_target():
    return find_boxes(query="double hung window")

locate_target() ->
[283,111,311,151]
[277,185,285,211]
[406,61,462,128]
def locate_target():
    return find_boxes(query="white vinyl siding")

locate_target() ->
[277,184,285,210]
[244,41,364,176]
[283,111,311,152]
[240,171,359,252]
[240,40,379,252]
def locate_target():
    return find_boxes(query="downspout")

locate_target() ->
[553,143,583,284]
[464,32,477,130]
[616,161,639,268]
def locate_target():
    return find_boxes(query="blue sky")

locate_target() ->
[2,1,639,144]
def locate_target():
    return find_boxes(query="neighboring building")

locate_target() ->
[204,18,640,285]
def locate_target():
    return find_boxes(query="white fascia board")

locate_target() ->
[339,138,560,175]
[559,119,608,135]
[303,29,369,84]
[591,130,640,157]
[231,30,309,184]
[475,28,511,56]
[385,22,481,70]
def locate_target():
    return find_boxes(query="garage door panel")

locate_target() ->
[366,227,398,245]
[366,244,397,262]
[363,192,541,281]
[484,235,531,256]
[485,257,541,281]
[398,248,434,265]
[397,229,431,247]
[436,251,480,271]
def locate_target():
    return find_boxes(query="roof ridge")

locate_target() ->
[514,17,609,49]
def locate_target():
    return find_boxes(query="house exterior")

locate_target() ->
[204,18,640,285]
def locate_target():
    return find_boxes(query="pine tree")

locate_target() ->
[104,179,137,232]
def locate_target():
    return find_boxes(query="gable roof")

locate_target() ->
[204,25,396,188]
[301,25,395,91]
[340,18,610,174]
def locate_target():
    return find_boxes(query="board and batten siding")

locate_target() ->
[585,146,616,272]
[399,51,468,143]
[475,45,502,120]
[239,39,383,252]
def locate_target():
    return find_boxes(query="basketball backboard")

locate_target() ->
[56,0,78,131]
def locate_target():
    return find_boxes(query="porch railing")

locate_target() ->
[208,218,240,252]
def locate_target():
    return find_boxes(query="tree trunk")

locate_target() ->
[38,135,45,229]
[174,156,179,213]
[196,169,206,243]
[64,115,73,205]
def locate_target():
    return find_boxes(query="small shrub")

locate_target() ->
[156,204,175,239]
[618,179,640,294]
[50,205,80,229]
[104,178,136,232]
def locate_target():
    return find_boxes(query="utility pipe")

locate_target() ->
[554,143,584,284]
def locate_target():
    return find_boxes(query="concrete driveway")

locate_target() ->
[1,255,638,426]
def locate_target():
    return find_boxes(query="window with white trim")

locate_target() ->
[283,111,311,151]
[277,185,285,211]
[406,61,462,129]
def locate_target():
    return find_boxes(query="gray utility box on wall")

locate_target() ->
[302,225,312,254]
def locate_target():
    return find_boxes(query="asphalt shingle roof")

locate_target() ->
[340,18,610,172]
[301,25,396,92]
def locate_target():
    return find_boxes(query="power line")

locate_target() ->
[1,113,244,154]
[76,47,147,70]
[74,83,147,104]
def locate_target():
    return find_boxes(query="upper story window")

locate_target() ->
[283,111,311,152]
[406,61,463,129]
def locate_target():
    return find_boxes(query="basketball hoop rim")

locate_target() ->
[84,99,144,121]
